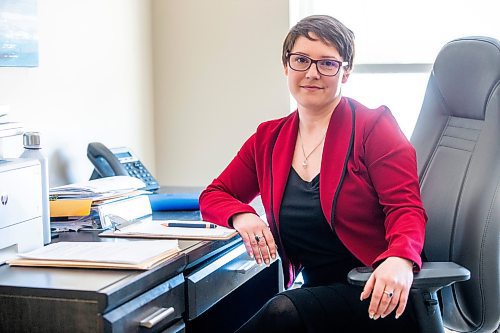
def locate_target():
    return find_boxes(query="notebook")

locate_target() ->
[99,217,237,240]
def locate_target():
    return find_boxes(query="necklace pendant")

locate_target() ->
[302,160,308,168]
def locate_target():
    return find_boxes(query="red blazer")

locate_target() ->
[200,97,427,288]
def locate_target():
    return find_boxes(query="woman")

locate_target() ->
[200,15,426,332]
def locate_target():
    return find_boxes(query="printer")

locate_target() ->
[0,158,44,264]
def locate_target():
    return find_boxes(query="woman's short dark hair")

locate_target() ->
[282,15,355,71]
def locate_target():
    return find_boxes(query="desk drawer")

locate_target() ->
[103,273,185,333]
[160,319,185,333]
[186,243,266,320]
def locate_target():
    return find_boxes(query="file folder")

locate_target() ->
[7,240,179,270]
[50,199,93,217]
[148,192,200,211]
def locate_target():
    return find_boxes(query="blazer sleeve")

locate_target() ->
[364,109,427,270]
[199,133,261,228]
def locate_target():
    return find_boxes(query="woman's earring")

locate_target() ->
[342,72,350,83]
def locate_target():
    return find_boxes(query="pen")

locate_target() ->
[161,222,217,229]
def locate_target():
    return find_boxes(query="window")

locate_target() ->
[289,0,500,137]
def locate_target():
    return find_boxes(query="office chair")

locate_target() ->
[348,36,500,333]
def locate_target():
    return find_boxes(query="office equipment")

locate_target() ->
[87,142,159,191]
[349,36,500,333]
[0,158,44,264]
[99,217,237,240]
[7,240,179,270]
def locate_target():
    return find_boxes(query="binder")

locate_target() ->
[148,192,199,211]
[94,194,152,228]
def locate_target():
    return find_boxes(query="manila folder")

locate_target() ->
[7,240,179,270]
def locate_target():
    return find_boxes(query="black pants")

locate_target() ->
[236,282,419,333]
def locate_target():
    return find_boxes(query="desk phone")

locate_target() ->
[87,142,160,191]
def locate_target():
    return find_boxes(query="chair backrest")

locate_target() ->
[411,36,500,332]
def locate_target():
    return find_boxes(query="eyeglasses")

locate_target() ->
[287,52,348,76]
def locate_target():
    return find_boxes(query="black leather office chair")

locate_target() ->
[348,36,500,333]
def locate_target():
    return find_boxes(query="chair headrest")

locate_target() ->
[432,36,500,120]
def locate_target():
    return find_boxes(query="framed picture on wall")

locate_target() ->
[0,0,38,67]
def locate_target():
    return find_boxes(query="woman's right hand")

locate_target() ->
[232,213,277,266]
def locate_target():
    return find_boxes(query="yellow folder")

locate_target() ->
[49,199,93,217]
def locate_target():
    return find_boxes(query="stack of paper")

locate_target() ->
[49,190,150,217]
[7,240,179,270]
[50,176,147,200]
[0,110,23,139]
[50,176,153,230]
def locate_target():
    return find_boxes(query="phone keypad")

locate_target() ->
[124,161,159,191]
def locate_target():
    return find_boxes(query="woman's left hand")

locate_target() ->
[359,257,414,320]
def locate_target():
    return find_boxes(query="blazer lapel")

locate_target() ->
[271,111,299,230]
[320,97,355,226]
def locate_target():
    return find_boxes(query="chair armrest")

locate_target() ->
[347,262,470,290]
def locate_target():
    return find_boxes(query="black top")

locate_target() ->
[279,168,362,286]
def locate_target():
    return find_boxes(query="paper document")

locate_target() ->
[51,217,94,232]
[100,217,238,240]
[0,121,23,138]
[0,108,22,139]
[50,176,148,200]
[7,240,179,270]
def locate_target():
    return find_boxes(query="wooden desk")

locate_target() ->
[0,210,281,333]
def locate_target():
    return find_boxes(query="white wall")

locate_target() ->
[1,0,290,188]
[152,0,290,186]
[0,0,155,186]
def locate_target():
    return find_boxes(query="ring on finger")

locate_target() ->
[383,290,394,298]
[255,234,264,242]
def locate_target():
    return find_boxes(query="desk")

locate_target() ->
[0,209,282,332]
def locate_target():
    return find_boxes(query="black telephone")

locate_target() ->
[87,142,160,191]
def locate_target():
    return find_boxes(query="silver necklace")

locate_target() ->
[298,128,326,168]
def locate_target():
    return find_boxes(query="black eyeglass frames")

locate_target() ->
[286,52,348,76]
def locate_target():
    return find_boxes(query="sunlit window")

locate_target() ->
[289,0,500,137]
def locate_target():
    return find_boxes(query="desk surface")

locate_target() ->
[0,191,275,333]
[0,210,242,313]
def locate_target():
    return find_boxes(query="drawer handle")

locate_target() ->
[139,307,175,328]
[227,260,256,274]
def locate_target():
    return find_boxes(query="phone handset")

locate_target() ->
[87,142,128,179]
